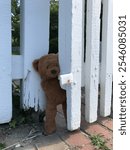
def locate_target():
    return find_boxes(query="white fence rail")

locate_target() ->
[0,0,112,130]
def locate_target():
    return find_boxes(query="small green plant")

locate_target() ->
[90,134,110,150]
[9,112,35,128]
[0,143,6,150]
[12,0,20,47]
[9,119,17,128]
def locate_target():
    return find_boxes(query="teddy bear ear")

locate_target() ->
[33,59,39,71]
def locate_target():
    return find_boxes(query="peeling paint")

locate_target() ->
[85,0,101,123]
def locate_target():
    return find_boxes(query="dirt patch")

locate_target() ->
[0,113,43,149]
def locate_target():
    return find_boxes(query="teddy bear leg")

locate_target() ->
[43,105,57,135]
[62,102,67,123]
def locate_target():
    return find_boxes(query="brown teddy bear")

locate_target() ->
[33,53,67,135]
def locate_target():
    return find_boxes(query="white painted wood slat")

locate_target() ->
[12,55,23,79]
[0,0,12,123]
[100,0,113,116]
[20,0,50,111]
[85,0,101,122]
[59,0,83,130]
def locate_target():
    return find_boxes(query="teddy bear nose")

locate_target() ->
[51,69,57,75]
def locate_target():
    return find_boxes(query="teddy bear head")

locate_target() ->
[33,54,60,80]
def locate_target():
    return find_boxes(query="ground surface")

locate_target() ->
[0,106,113,150]
[0,88,113,150]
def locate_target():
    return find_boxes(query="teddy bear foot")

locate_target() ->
[42,124,56,136]
[42,128,56,136]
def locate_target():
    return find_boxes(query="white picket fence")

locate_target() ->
[0,0,112,131]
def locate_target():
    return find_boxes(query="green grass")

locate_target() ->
[90,134,110,150]
[9,82,40,129]
[0,143,6,150]
[12,50,20,55]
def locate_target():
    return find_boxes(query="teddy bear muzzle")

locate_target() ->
[46,66,59,79]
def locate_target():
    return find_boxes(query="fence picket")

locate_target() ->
[20,0,50,111]
[100,0,113,116]
[59,0,83,130]
[85,0,101,122]
[0,0,12,123]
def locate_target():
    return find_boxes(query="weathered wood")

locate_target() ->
[85,0,101,122]
[59,0,83,130]
[20,0,50,111]
[100,0,113,116]
[0,0,12,123]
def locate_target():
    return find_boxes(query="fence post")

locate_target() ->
[59,0,83,130]
[20,0,50,111]
[100,0,113,116]
[0,0,12,123]
[85,0,101,122]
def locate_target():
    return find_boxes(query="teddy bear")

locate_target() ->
[33,53,67,135]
